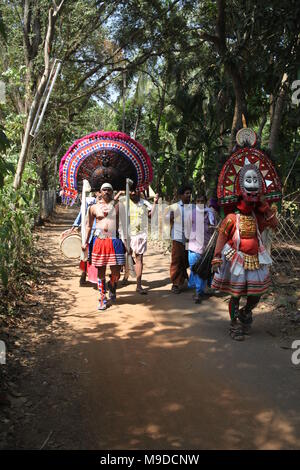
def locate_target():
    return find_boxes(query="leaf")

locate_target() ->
[0,158,13,187]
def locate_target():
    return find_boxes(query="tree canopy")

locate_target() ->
[0,0,299,196]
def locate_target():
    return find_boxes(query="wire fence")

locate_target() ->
[271,196,300,272]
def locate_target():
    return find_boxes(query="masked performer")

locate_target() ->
[211,129,281,341]
[82,183,126,311]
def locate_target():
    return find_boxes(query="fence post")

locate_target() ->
[40,189,56,220]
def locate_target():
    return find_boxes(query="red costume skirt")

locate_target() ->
[91,237,126,267]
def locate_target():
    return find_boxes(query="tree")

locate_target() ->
[13,0,65,189]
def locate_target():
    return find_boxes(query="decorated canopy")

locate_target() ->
[59,131,153,205]
[217,146,282,207]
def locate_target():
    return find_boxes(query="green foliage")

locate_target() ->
[0,156,14,187]
[1,0,297,199]
[0,0,299,312]
[0,137,39,301]
[0,174,39,296]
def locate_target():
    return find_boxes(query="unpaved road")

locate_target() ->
[4,206,300,450]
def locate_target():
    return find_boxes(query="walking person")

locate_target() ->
[127,189,159,294]
[165,184,192,294]
[82,183,126,311]
[211,128,281,341]
[186,193,216,303]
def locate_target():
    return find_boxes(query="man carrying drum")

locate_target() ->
[127,189,159,294]
[82,183,126,311]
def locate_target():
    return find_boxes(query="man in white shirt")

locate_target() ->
[128,189,159,294]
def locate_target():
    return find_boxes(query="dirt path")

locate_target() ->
[3,206,300,450]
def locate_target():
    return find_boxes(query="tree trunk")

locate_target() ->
[133,105,142,140]
[225,63,248,153]
[156,82,166,138]
[122,70,126,133]
[13,1,65,190]
[13,117,33,189]
[268,73,289,154]
[202,0,248,153]
[13,70,50,189]
[256,115,267,146]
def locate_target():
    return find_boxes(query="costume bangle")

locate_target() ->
[212,257,222,265]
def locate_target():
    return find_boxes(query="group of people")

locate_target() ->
[59,125,281,343]
[165,184,219,302]
[71,174,278,343]
[71,182,218,310]
[72,182,159,310]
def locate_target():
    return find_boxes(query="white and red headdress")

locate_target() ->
[217,129,282,212]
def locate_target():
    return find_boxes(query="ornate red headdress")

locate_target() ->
[217,129,282,211]
[59,131,153,205]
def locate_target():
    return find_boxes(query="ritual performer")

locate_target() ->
[59,131,154,305]
[211,128,281,341]
[82,183,126,311]
[73,189,124,286]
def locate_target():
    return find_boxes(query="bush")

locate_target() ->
[0,180,39,299]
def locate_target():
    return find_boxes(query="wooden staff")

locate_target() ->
[80,179,91,261]
[125,178,135,278]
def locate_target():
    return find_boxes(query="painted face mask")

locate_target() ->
[239,165,262,202]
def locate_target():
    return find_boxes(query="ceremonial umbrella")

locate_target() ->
[59,130,153,205]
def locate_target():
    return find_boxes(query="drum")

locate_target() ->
[60,230,82,259]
